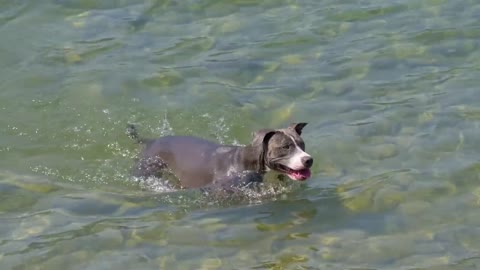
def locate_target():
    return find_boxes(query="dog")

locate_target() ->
[127,123,313,190]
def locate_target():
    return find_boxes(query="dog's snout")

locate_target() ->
[302,156,313,168]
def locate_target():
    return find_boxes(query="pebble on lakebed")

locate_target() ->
[142,70,184,88]
[361,143,399,160]
[315,229,367,247]
[337,172,415,212]
[338,175,458,213]
[269,102,296,127]
[12,214,51,240]
[2,171,59,193]
[313,228,445,266]
[346,233,431,265]
[397,200,432,216]
[200,258,223,270]
[373,186,407,211]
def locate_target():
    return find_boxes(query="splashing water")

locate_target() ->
[136,170,303,208]
[29,108,299,207]
[155,112,174,137]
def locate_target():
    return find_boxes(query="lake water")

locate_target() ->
[1,1,480,269]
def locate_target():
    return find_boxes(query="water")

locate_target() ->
[1,0,480,269]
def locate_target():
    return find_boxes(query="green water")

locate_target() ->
[2,0,480,269]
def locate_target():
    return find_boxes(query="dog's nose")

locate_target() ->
[302,156,313,168]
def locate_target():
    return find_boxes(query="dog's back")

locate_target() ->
[137,135,227,188]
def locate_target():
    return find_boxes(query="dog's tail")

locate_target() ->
[126,124,147,144]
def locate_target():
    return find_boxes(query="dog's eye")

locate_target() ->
[282,144,292,150]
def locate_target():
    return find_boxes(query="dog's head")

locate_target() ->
[252,123,313,181]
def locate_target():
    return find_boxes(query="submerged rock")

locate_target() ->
[398,200,432,216]
[12,214,51,240]
[373,186,407,211]
[363,143,399,160]
[347,234,415,265]
[200,258,223,270]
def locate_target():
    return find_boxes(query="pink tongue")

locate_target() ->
[288,168,311,181]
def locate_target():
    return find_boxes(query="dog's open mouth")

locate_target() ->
[279,165,311,181]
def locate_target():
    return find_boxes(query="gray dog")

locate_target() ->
[127,123,313,190]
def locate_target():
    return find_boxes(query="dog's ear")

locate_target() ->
[288,122,308,135]
[251,129,277,147]
[252,129,277,171]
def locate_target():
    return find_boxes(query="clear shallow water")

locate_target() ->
[1,0,480,269]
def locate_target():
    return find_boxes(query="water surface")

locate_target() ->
[1,0,480,269]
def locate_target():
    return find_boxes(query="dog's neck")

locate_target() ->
[235,144,267,174]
